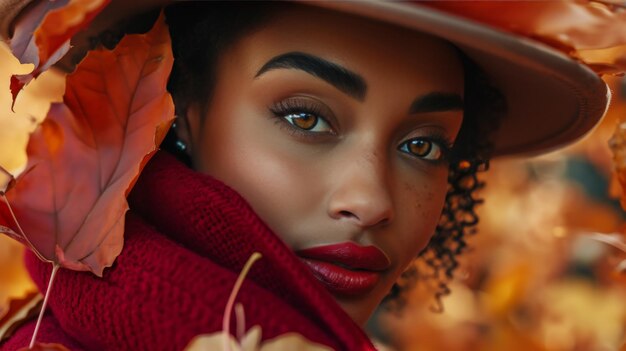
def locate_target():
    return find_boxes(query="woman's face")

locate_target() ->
[178,5,464,325]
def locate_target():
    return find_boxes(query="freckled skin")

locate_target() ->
[177,6,464,325]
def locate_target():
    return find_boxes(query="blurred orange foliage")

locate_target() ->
[376,76,626,351]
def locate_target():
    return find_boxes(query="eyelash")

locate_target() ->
[398,132,453,166]
[269,98,336,139]
[269,99,453,165]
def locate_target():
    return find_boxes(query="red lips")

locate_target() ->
[296,242,391,296]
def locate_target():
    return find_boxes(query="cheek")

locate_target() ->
[393,170,448,268]
[194,105,324,247]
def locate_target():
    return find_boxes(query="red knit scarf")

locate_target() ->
[2,152,376,351]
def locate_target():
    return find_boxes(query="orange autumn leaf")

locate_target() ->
[34,0,110,69]
[0,14,174,276]
[9,0,110,104]
[0,165,15,195]
[425,1,626,76]
[9,0,68,66]
[0,291,41,342]
[0,166,19,242]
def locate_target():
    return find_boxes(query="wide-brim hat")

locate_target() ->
[307,1,611,158]
[2,0,613,158]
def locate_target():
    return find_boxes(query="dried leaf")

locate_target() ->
[34,0,110,69]
[0,291,42,343]
[0,165,15,195]
[0,14,174,275]
[185,331,252,351]
[9,1,68,66]
[185,329,332,351]
[426,1,626,76]
[429,2,626,50]
[579,45,626,76]
[0,225,21,243]
[260,333,333,351]
[9,0,110,104]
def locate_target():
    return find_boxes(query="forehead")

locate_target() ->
[223,4,464,97]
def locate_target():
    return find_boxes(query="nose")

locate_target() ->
[327,150,394,229]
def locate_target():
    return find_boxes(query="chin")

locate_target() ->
[334,293,383,326]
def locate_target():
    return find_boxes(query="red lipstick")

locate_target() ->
[296,242,391,296]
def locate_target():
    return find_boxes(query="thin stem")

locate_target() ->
[235,303,245,342]
[223,252,262,351]
[1,194,47,262]
[29,263,60,349]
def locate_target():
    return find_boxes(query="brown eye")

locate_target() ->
[287,113,317,130]
[283,112,332,132]
[409,140,432,156]
[399,138,442,160]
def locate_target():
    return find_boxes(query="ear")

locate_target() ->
[175,104,203,156]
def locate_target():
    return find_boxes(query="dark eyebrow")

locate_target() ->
[408,92,464,114]
[255,52,367,101]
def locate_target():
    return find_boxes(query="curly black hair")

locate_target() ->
[160,2,506,311]
[386,51,504,312]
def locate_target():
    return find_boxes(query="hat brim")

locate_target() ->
[307,1,610,158]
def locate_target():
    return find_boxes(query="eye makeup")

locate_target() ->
[268,96,455,166]
[268,97,338,140]
[397,130,453,166]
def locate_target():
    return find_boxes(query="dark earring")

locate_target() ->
[176,140,187,152]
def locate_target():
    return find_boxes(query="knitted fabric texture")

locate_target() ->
[1,152,376,351]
